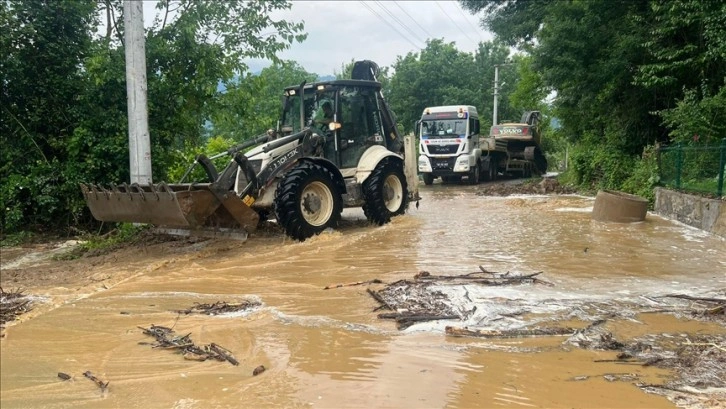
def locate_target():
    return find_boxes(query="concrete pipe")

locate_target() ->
[592,190,648,223]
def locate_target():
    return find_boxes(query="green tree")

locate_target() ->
[388,39,484,133]
[635,0,726,144]
[461,0,725,195]
[211,61,317,140]
[1,0,306,235]
[1,0,98,232]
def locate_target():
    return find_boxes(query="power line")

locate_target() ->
[455,3,483,42]
[434,1,477,46]
[373,1,426,47]
[392,1,434,41]
[359,1,422,50]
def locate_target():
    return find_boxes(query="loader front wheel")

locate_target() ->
[274,162,342,241]
[363,157,408,226]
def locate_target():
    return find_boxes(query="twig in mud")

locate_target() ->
[379,312,460,330]
[324,279,383,290]
[593,359,641,364]
[138,325,239,365]
[210,343,239,366]
[636,383,698,395]
[661,294,726,304]
[0,287,33,326]
[682,338,726,352]
[367,288,393,311]
[176,300,261,315]
[445,326,576,338]
[478,266,496,275]
[83,371,109,390]
[414,271,553,286]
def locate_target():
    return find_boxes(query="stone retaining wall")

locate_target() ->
[654,187,726,238]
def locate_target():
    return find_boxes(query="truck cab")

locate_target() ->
[416,105,481,185]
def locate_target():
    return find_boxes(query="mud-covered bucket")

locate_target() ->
[592,190,648,223]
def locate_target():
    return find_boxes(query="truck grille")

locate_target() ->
[431,157,456,169]
[427,144,459,154]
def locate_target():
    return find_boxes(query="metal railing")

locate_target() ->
[657,138,726,197]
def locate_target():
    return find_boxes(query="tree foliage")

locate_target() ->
[212,61,317,140]
[1,0,305,234]
[387,39,520,134]
[460,0,726,193]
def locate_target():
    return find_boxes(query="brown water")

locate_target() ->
[2,184,725,408]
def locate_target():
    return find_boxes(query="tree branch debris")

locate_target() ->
[138,324,239,366]
[175,300,261,315]
[1,287,33,334]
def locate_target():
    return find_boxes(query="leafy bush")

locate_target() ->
[621,145,659,204]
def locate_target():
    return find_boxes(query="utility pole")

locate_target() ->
[493,64,500,126]
[492,63,513,126]
[123,1,152,184]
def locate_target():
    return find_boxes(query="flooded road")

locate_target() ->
[2,183,725,408]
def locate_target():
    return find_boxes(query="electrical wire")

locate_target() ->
[373,1,426,47]
[434,1,477,46]
[455,2,483,42]
[359,1,422,50]
[392,1,434,40]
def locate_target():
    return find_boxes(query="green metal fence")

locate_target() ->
[657,138,726,197]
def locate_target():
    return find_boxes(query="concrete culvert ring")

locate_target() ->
[592,190,649,223]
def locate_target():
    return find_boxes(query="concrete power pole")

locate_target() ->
[493,63,514,126]
[123,1,152,184]
[493,64,500,126]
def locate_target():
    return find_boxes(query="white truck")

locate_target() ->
[417,106,548,185]
[416,105,483,185]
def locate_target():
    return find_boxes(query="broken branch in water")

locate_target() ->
[367,288,393,311]
[324,279,383,290]
[378,312,460,330]
[138,325,239,365]
[661,294,726,304]
[445,326,576,338]
[210,343,239,366]
[83,371,108,390]
[414,271,553,286]
[176,300,260,315]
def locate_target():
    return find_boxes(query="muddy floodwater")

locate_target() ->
[1,183,725,409]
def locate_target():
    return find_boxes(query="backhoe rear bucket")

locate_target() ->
[80,182,259,232]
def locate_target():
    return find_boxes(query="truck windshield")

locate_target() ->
[421,119,466,138]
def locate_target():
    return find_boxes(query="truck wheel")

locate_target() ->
[488,159,498,181]
[363,157,408,225]
[422,173,434,185]
[468,162,480,185]
[274,161,342,241]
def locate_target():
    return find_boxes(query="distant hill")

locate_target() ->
[317,74,336,81]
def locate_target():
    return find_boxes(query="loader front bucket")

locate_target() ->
[80,182,259,232]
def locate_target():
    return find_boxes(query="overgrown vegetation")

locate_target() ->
[461,0,725,199]
[1,0,306,236]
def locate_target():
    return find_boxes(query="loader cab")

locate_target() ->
[280,81,388,170]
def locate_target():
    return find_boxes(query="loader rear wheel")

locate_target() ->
[274,162,342,241]
[363,157,408,225]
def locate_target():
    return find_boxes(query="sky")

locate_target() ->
[140,1,493,76]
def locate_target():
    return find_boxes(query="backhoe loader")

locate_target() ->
[81,61,419,241]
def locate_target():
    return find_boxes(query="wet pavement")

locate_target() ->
[1,182,725,408]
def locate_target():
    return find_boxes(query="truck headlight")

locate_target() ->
[418,155,432,172]
[454,156,469,172]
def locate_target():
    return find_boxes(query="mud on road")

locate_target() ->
[1,180,725,409]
